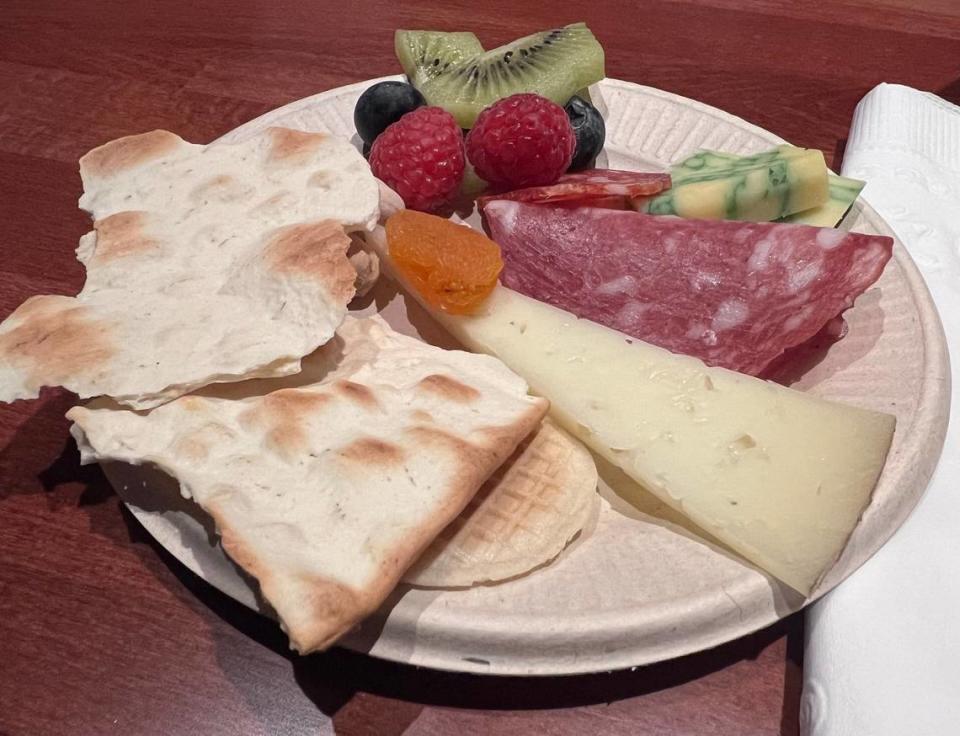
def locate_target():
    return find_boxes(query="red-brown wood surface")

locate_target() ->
[1,2,957,734]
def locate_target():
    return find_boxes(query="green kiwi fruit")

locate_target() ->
[413,23,605,128]
[395,31,485,87]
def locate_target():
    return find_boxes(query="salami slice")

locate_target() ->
[547,195,630,210]
[553,169,673,195]
[477,169,671,210]
[484,200,893,376]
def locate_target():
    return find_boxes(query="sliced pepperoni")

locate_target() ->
[477,169,671,210]
[555,169,673,195]
[547,195,631,210]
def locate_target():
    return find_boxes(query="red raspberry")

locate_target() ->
[466,94,575,190]
[369,106,465,212]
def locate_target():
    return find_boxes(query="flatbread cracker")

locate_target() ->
[0,127,379,409]
[68,315,548,652]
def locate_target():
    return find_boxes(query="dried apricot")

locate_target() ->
[385,210,503,315]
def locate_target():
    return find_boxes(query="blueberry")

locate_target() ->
[354,81,426,146]
[565,96,605,171]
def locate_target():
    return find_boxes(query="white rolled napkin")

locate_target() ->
[802,84,960,735]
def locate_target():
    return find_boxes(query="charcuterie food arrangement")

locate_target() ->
[0,23,897,655]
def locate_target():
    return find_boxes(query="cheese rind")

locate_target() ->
[783,175,865,227]
[409,283,894,595]
[640,146,829,222]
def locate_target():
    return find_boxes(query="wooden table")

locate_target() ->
[2,1,958,734]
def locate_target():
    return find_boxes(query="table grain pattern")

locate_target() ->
[2,1,958,734]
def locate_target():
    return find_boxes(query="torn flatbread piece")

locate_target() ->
[0,127,380,409]
[67,316,548,653]
[404,419,599,588]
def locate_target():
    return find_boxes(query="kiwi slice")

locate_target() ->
[395,31,485,87]
[416,23,605,128]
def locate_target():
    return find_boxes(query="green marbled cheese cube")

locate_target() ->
[639,145,829,221]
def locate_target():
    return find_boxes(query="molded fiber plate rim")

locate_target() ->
[109,77,950,676]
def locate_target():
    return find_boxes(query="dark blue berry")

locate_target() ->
[354,81,426,146]
[565,96,605,171]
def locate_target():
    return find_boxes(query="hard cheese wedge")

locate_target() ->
[385,269,896,595]
[639,145,829,222]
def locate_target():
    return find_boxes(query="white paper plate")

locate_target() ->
[105,77,950,675]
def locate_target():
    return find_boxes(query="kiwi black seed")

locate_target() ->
[401,23,605,129]
[395,30,485,87]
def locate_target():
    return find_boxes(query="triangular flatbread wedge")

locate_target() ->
[0,127,380,409]
[67,316,548,652]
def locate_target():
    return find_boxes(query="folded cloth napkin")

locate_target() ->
[802,84,960,735]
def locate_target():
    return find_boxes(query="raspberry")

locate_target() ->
[369,106,465,212]
[466,94,575,190]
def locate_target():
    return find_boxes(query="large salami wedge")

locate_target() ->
[483,201,893,375]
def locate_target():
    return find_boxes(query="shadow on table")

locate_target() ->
[9,395,803,733]
[120,512,803,730]
[0,390,110,506]
[781,622,804,736]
